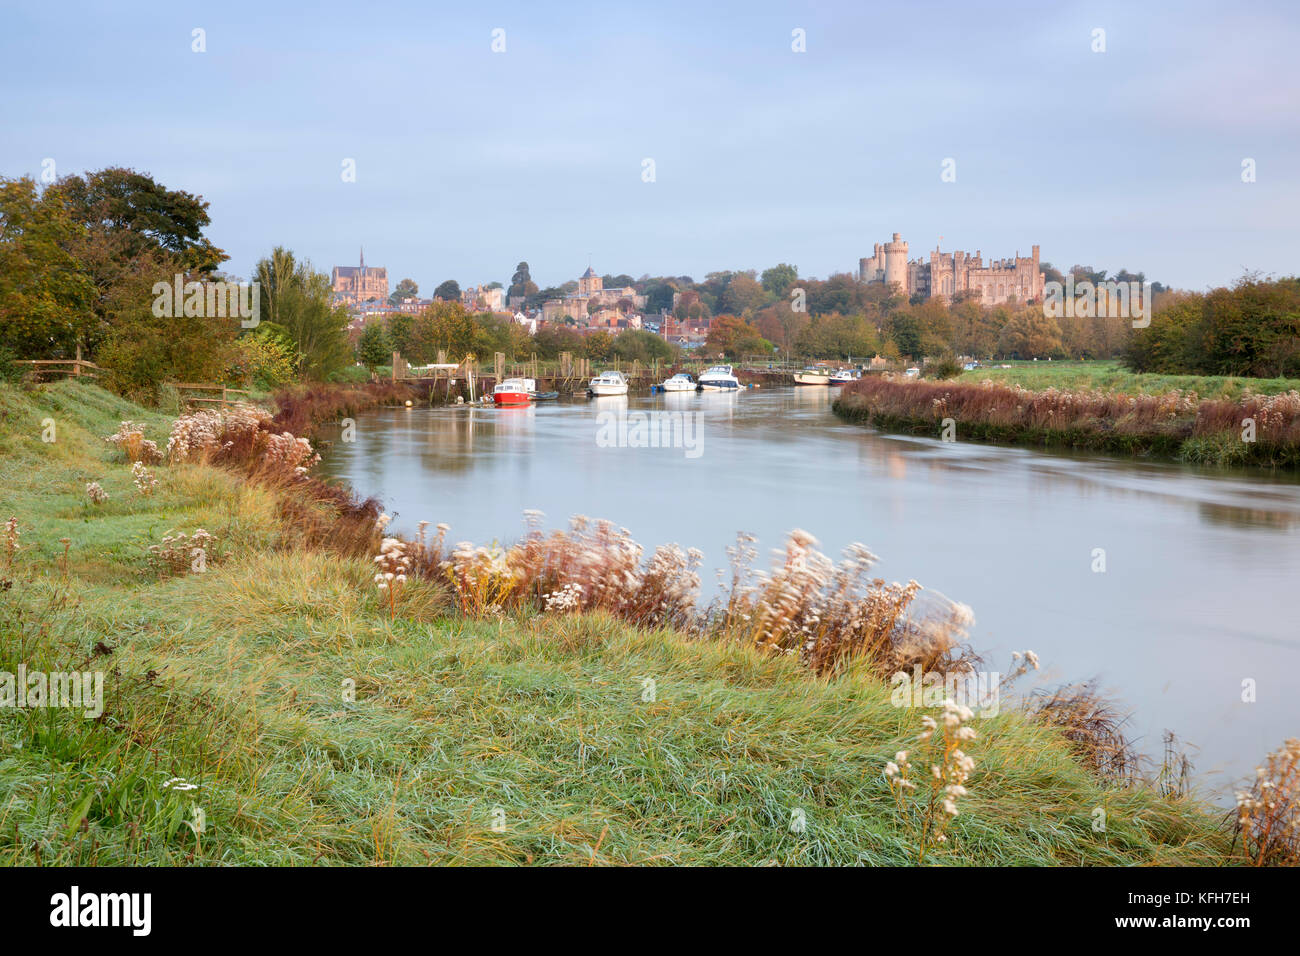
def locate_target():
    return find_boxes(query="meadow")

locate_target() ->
[0,380,1291,866]
[965,360,1300,401]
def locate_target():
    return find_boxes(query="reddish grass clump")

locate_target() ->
[835,375,1300,460]
[1027,681,1137,782]
[271,382,419,437]
[166,402,382,557]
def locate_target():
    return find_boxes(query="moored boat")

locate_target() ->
[793,366,831,385]
[829,368,861,384]
[588,370,629,396]
[493,378,536,406]
[696,365,741,391]
[660,372,696,392]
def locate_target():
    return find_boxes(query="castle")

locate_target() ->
[331,249,389,306]
[860,233,1044,305]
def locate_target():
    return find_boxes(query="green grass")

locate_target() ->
[0,380,1233,865]
[966,360,1300,400]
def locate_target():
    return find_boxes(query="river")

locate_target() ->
[316,384,1300,797]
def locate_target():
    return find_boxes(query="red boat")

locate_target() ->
[493,378,535,406]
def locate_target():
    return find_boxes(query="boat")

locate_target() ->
[660,372,696,392]
[793,366,831,385]
[829,368,861,385]
[493,377,535,406]
[531,390,559,401]
[696,365,741,391]
[587,370,628,396]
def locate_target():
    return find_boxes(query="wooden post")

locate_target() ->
[75,344,82,378]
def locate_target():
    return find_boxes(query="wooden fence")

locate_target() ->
[11,358,101,381]
[170,383,252,407]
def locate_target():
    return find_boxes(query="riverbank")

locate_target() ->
[965,360,1300,401]
[0,380,1262,865]
[833,375,1300,467]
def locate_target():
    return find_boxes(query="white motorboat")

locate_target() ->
[793,366,831,385]
[587,370,629,396]
[696,364,741,391]
[660,372,696,392]
[829,368,861,385]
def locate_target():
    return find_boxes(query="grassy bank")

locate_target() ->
[834,374,1300,467]
[965,360,1300,401]
[0,380,1247,865]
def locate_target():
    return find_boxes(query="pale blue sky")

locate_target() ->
[2,0,1297,292]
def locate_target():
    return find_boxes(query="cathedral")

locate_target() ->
[331,249,389,306]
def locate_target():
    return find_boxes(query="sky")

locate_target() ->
[2,0,1298,293]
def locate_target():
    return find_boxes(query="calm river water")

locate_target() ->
[317,385,1300,796]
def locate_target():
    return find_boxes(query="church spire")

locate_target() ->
[360,246,365,274]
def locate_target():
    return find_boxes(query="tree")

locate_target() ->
[888,314,922,359]
[761,263,799,298]
[996,308,1063,359]
[0,177,96,357]
[253,247,352,379]
[706,314,772,358]
[388,278,418,305]
[411,301,477,361]
[386,313,414,359]
[508,262,538,302]
[794,314,882,359]
[534,325,584,359]
[356,322,390,373]
[434,279,461,301]
[52,166,225,274]
[720,271,766,316]
[582,330,613,361]
[96,252,240,402]
[806,273,860,316]
[611,329,674,363]
[643,280,677,314]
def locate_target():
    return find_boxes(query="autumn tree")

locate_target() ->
[996,308,1063,359]
[0,177,96,357]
